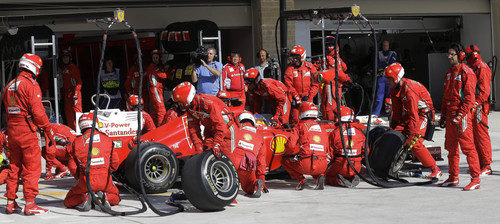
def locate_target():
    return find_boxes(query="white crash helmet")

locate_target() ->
[238,110,256,126]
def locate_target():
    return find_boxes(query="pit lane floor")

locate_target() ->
[1,112,500,223]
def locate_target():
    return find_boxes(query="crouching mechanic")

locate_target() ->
[64,113,120,211]
[226,111,267,197]
[244,68,291,127]
[325,107,364,187]
[282,102,328,190]
[384,63,442,179]
[126,95,156,133]
[0,129,9,185]
[172,82,234,156]
[42,123,77,180]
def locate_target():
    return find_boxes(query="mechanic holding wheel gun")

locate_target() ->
[64,113,121,211]
[172,82,234,157]
[225,111,267,198]
[285,45,319,125]
[384,62,442,180]
[325,106,364,188]
[464,45,493,176]
[244,68,291,127]
[438,43,481,190]
[281,102,328,190]
[2,53,53,215]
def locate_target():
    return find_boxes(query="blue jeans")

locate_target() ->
[372,76,390,116]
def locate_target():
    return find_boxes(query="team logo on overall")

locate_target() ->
[313,135,321,143]
[8,96,15,105]
[91,147,100,156]
[244,134,252,141]
[270,135,288,154]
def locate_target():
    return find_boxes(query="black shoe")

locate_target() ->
[96,191,111,211]
[314,175,325,190]
[252,179,264,198]
[337,174,356,188]
[77,193,92,212]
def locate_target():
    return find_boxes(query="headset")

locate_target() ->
[227,51,242,63]
[256,49,270,59]
[450,43,465,62]
[467,44,480,61]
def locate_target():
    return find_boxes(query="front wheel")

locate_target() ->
[181,150,239,212]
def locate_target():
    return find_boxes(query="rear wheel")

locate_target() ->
[182,150,239,212]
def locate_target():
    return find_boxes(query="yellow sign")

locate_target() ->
[98,122,104,128]
[91,147,100,156]
[176,69,183,79]
[351,5,360,17]
[271,135,288,154]
[115,9,125,22]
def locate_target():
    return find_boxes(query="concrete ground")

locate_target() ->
[1,112,499,223]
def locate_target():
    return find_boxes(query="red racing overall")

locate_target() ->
[390,78,437,168]
[147,63,168,126]
[62,63,83,130]
[468,59,492,169]
[441,63,480,179]
[282,119,329,181]
[284,61,319,124]
[250,79,291,126]
[224,124,265,194]
[326,122,366,186]
[64,130,120,207]
[2,71,52,202]
[222,62,246,100]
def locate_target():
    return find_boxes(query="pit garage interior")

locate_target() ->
[1,0,499,120]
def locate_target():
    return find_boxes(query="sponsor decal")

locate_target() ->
[313,135,321,143]
[310,143,324,151]
[244,133,252,141]
[343,127,356,136]
[309,124,322,132]
[242,126,257,133]
[113,141,122,148]
[7,107,20,114]
[85,134,101,144]
[341,148,357,156]
[270,135,288,154]
[7,81,21,91]
[238,140,254,151]
[8,96,15,105]
[90,157,104,166]
[91,147,100,156]
[454,74,462,81]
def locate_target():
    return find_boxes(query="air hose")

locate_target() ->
[86,15,183,216]
[332,13,437,188]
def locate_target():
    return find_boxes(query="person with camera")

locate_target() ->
[285,45,319,126]
[222,51,246,102]
[255,49,279,79]
[384,62,441,180]
[191,47,223,96]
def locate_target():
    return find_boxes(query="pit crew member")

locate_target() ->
[61,49,83,130]
[172,82,234,157]
[384,63,442,179]
[439,43,481,190]
[325,106,364,187]
[244,68,291,127]
[2,53,52,215]
[285,45,319,125]
[126,95,156,133]
[465,45,493,176]
[64,113,120,211]
[282,102,328,190]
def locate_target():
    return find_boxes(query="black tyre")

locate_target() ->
[122,142,179,193]
[367,126,389,151]
[182,150,239,212]
[368,130,407,179]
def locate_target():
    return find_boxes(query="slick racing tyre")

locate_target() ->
[122,142,179,193]
[368,129,407,179]
[367,126,389,151]
[182,150,239,212]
